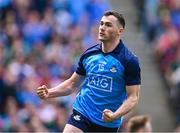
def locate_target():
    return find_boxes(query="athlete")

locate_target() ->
[37,10,141,132]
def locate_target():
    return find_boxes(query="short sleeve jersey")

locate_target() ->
[73,40,141,128]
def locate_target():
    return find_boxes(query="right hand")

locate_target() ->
[36,85,49,99]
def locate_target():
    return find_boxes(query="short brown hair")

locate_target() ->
[127,115,151,132]
[103,10,125,28]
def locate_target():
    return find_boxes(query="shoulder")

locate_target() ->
[80,44,101,60]
[122,45,140,65]
[114,42,140,67]
[123,46,141,76]
[83,44,100,54]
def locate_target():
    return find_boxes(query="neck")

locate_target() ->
[101,38,120,53]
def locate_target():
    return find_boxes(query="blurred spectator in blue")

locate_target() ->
[0,0,111,132]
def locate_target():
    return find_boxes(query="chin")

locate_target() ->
[98,37,106,42]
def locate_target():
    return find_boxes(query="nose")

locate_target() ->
[99,25,105,32]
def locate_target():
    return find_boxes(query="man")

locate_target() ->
[37,10,141,132]
[126,115,152,132]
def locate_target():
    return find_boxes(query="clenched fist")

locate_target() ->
[102,109,116,122]
[36,85,49,99]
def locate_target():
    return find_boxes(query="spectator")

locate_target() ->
[126,115,152,132]
[0,0,111,132]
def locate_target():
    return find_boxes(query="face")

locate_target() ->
[98,15,123,42]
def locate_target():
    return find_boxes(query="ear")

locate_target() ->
[117,28,124,35]
[119,28,124,33]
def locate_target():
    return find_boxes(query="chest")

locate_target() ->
[83,54,125,78]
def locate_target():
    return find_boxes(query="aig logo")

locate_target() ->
[87,73,112,92]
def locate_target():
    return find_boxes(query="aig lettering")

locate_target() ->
[87,73,112,92]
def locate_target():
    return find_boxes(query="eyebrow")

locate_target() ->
[100,21,112,25]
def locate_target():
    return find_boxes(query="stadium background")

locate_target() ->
[0,0,179,132]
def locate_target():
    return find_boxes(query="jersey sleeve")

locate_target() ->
[125,56,141,85]
[76,55,86,76]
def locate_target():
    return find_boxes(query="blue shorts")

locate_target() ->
[67,109,118,132]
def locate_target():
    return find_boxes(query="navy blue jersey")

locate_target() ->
[73,40,141,128]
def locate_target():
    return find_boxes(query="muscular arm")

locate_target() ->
[37,72,84,99]
[48,73,83,98]
[114,85,140,117]
[103,85,140,122]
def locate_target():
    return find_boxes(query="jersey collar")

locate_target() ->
[98,40,125,54]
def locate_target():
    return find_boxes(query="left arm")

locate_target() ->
[103,85,140,122]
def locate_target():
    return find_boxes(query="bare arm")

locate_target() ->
[103,85,140,122]
[36,72,84,99]
[114,85,140,116]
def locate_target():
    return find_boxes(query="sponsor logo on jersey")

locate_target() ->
[87,73,112,92]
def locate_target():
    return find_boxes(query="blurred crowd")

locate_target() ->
[0,0,110,132]
[135,0,180,131]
